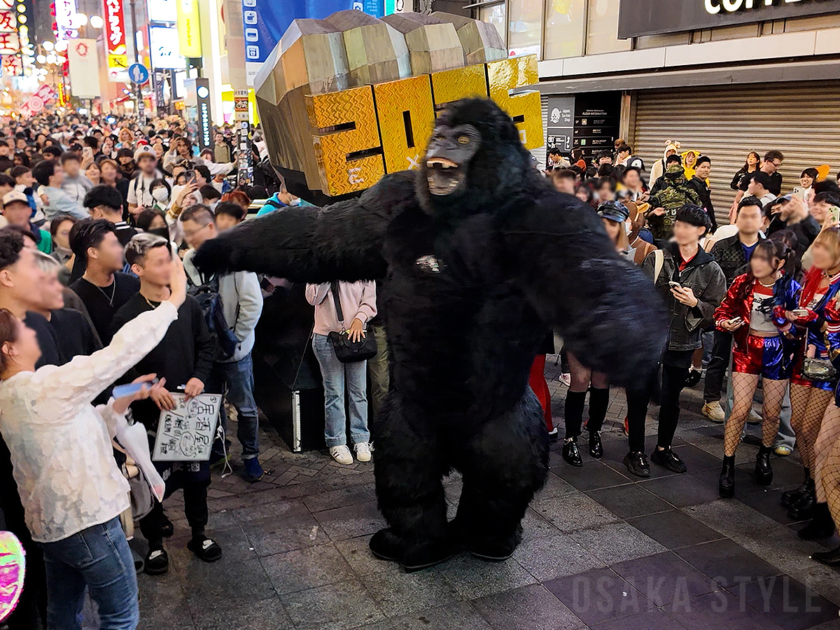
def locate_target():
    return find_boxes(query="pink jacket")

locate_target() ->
[305,281,378,336]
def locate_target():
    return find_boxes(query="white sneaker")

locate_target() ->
[702,401,725,423]
[354,442,373,463]
[558,373,571,387]
[746,408,763,425]
[329,445,353,465]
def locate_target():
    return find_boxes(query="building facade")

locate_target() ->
[472,0,840,221]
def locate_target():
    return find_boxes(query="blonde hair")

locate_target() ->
[813,228,840,266]
[603,217,630,252]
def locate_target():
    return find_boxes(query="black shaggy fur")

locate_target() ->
[194,99,667,569]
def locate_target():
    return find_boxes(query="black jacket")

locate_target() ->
[642,243,726,352]
[688,177,718,232]
[710,233,766,286]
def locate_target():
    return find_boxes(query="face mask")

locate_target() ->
[152,188,168,202]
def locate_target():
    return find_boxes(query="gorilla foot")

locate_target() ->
[369,528,461,572]
[467,527,523,562]
[369,528,404,562]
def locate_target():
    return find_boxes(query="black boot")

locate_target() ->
[811,545,840,566]
[562,437,583,467]
[781,469,810,508]
[719,455,736,498]
[588,430,603,459]
[797,503,836,540]
[754,446,773,486]
[787,479,816,520]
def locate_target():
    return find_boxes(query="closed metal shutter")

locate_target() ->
[633,82,840,227]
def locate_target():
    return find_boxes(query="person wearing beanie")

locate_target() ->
[648,140,681,189]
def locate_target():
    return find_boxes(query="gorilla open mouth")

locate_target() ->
[426,157,465,196]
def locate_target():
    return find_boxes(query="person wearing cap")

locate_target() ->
[127,146,165,221]
[84,185,137,247]
[2,190,51,254]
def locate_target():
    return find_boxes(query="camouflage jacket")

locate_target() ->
[648,167,702,241]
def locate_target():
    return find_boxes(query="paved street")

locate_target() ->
[98,359,840,629]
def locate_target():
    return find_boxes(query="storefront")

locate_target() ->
[488,0,840,224]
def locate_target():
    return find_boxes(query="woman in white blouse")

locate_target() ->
[0,257,188,630]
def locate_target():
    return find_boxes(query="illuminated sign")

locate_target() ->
[149,26,186,69]
[618,0,840,38]
[104,0,128,80]
[54,0,78,40]
[176,0,202,57]
[147,0,177,22]
[195,77,212,149]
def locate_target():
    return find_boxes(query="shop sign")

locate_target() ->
[0,0,17,56]
[147,0,177,22]
[618,0,840,39]
[176,0,202,57]
[104,0,129,80]
[150,26,186,69]
[67,39,100,98]
[54,0,78,40]
[195,77,212,150]
[20,84,56,117]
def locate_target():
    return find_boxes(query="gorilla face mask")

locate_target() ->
[424,124,481,197]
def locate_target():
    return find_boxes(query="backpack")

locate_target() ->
[189,273,239,360]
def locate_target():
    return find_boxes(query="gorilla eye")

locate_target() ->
[458,135,470,145]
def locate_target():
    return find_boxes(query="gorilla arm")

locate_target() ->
[505,193,667,388]
[191,171,416,284]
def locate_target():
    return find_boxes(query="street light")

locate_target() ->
[54,41,67,52]
[90,15,104,29]
[74,12,88,27]
[36,54,45,63]
[42,41,53,51]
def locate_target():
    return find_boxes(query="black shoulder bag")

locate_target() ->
[327,282,377,363]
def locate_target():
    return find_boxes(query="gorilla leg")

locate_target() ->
[369,393,457,570]
[452,391,549,560]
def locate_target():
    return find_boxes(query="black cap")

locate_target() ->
[597,200,629,223]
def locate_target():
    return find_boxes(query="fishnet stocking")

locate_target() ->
[724,373,759,457]
[723,374,788,456]
[790,383,833,470]
[814,404,840,518]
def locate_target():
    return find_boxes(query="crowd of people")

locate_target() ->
[542,138,840,568]
[0,107,840,630]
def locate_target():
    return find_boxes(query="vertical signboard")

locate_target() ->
[176,0,202,57]
[195,77,212,150]
[545,96,574,156]
[104,0,129,81]
[234,89,252,187]
[572,93,621,162]
[0,0,19,56]
[242,0,294,87]
[67,39,100,98]
[54,0,78,40]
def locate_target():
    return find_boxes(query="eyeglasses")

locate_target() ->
[182,223,210,239]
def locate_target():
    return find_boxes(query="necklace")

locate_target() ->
[758,278,776,288]
[143,295,160,309]
[95,277,117,306]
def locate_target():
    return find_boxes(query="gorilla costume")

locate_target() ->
[195,98,666,570]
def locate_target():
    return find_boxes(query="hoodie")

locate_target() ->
[648,140,680,188]
[681,150,702,182]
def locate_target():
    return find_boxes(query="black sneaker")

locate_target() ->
[144,547,169,575]
[623,451,650,478]
[547,427,559,442]
[650,447,687,473]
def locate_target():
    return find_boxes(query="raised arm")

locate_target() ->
[192,171,418,284]
[505,191,667,388]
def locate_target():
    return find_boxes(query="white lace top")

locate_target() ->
[0,301,178,543]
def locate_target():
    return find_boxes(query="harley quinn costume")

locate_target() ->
[781,268,840,521]
[715,272,798,497]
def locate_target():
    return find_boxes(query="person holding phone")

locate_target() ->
[714,239,799,498]
[780,228,840,527]
[0,255,187,630]
[624,205,726,477]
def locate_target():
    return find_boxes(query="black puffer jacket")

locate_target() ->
[641,242,726,352]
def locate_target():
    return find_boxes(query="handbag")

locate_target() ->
[327,281,377,363]
[802,357,838,382]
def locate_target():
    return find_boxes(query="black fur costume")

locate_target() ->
[194,99,667,570]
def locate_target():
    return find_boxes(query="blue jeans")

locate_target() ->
[39,516,139,630]
[312,333,370,448]
[209,353,260,460]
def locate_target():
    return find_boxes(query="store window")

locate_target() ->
[543,0,586,59]
[480,3,507,46]
[508,0,543,58]
[585,0,631,54]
